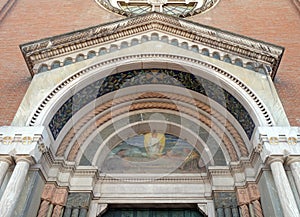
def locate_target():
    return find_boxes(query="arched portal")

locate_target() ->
[1,12,297,217]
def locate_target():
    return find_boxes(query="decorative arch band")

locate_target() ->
[49,68,255,140]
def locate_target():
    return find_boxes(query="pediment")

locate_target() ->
[20,12,283,79]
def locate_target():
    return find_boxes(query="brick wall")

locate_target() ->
[0,0,299,126]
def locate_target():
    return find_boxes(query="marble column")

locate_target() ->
[269,158,300,217]
[0,156,32,217]
[0,156,13,188]
[287,157,300,195]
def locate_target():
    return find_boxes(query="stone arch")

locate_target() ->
[29,56,273,129]
[25,56,276,174]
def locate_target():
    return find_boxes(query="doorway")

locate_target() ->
[101,207,205,217]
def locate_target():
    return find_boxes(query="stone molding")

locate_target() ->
[58,95,249,163]
[28,55,273,130]
[0,126,50,162]
[0,155,13,165]
[253,126,300,164]
[40,149,256,188]
[20,12,283,78]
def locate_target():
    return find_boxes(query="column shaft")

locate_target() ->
[290,161,300,194]
[0,160,30,217]
[0,160,10,188]
[270,161,300,217]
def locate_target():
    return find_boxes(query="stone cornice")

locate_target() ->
[0,126,50,162]
[253,127,300,164]
[20,12,284,79]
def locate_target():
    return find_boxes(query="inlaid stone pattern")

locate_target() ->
[49,69,255,140]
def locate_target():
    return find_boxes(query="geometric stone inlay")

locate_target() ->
[49,69,255,140]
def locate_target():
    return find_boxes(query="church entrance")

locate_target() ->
[101,208,204,217]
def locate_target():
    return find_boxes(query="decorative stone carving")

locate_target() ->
[254,127,300,164]
[0,126,50,163]
[248,183,260,201]
[37,184,68,217]
[20,12,283,78]
[237,188,250,205]
[236,183,263,217]
[95,0,220,17]
[41,184,56,201]
[252,200,263,217]
[37,200,50,217]
[53,188,68,206]
[240,204,250,217]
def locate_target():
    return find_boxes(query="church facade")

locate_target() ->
[0,1,299,217]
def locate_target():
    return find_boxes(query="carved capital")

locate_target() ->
[0,155,13,165]
[236,188,250,205]
[52,188,68,206]
[41,184,56,201]
[247,183,260,201]
[285,156,300,166]
[265,155,284,166]
[15,155,35,165]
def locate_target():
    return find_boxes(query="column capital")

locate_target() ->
[15,155,36,165]
[285,156,300,166]
[265,155,284,166]
[0,155,13,165]
[236,187,250,206]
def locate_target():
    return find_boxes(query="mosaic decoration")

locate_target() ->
[49,69,255,140]
[101,133,204,173]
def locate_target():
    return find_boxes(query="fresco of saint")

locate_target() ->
[144,130,165,158]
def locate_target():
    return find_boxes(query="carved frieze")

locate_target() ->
[0,126,50,162]
[20,12,283,79]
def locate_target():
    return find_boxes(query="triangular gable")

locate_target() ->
[20,12,284,79]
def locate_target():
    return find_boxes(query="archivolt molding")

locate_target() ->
[53,92,250,163]
[27,54,273,132]
[20,12,283,78]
